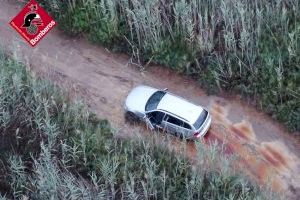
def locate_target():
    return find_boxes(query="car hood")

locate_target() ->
[125,85,158,113]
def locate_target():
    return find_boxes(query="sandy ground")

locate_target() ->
[0,0,299,198]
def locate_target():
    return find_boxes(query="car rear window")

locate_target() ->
[145,91,166,111]
[193,110,208,130]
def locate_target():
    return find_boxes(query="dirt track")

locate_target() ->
[1,0,299,198]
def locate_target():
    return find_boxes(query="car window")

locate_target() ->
[193,110,208,130]
[164,115,182,126]
[148,111,165,124]
[182,122,191,130]
[145,91,166,111]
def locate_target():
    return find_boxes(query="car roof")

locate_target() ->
[157,93,203,124]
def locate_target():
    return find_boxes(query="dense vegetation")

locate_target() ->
[0,53,278,199]
[39,0,300,133]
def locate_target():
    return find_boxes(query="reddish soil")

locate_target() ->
[1,0,299,198]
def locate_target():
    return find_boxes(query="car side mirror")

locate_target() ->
[163,88,168,91]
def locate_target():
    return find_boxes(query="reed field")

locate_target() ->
[38,0,300,133]
[0,52,280,199]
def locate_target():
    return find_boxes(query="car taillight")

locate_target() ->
[194,132,200,137]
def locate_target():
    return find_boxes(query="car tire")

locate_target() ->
[176,132,184,139]
[125,112,139,124]
[175,131,187,140]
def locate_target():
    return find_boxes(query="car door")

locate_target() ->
[161,114,183,135]
[146,111,166,128]
[180,122,193,138]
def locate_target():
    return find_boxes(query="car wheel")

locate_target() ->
[178,133,184,139]
[125,112,139,124]
[175,131,185,140]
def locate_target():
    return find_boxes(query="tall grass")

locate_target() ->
[0,53,279,199]
[38,0,300,133]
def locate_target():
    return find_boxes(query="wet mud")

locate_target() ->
[0,0,299,198]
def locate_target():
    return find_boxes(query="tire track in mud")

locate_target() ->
[0,0,299,198]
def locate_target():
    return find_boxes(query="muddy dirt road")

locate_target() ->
[1,0,299,198]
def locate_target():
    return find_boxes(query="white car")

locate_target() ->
[124,85,211,140]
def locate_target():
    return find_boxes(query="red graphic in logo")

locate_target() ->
[10,0,56,47]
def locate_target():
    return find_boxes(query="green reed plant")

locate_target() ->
[0,53,280,199]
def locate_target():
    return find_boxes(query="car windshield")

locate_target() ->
[145,91,166,111]
[193,110,208,130]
